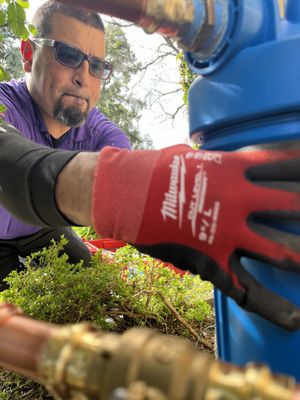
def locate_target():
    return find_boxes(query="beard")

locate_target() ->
[53,95,90,127]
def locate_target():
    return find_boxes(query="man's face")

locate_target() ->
[26,13,105,129]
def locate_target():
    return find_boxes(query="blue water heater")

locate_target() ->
[187,0,300,380]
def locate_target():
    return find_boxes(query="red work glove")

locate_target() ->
[92,142,300,330]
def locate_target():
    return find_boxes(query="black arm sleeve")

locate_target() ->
[0,122,79,227]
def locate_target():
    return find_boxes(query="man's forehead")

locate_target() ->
[48,13,105,57]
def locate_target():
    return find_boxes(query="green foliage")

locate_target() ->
[2,239,212,335]
[73,226,98,241]
[0,31,23,79]
[7,1,28,39]
[0,370,47,400]
[114,245,212,334]
[0,65,9,81]
[176,51,197,106]
[0,0,32,81]
[99,23,153,149]
[0,238,213,398]
[0,101,6,112]
[0,239,213,399]
[2,238,129,328]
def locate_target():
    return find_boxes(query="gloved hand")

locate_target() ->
[92,141,300,330]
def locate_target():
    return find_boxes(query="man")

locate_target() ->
[0,1,130,287]
[1,122,300,331]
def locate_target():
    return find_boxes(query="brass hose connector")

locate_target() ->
[38,322,297,400]
[207,362,296,400]
[57,0,217,51]
[139,0,195,37]
[56,0,194,31]
[0,303,298,400]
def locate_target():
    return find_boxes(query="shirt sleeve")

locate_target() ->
[0,80,31,135]
[86,108,132,151]
[0,83,19,126]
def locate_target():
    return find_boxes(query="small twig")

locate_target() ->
[155,291,213,351]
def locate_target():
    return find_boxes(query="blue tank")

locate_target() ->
[187,0,300,380]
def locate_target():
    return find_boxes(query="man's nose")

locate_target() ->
[72,59,90,87]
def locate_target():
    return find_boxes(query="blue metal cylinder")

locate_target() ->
[187,0,300,379]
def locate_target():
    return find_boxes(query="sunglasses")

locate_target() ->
[31,38,113,80]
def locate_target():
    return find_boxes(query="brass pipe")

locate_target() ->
[58,0,195,39]
[0,302,300,400]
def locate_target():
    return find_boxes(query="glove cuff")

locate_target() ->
[92,146,160,242]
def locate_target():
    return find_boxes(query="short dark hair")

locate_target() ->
[32,1,105,37]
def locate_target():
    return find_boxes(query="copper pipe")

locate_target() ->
[0,303,57,379]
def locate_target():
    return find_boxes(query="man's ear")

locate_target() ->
[20,40,33,72]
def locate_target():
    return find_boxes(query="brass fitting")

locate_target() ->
[0,303,297,400]
[140,0,195,36]
[38,322,297,400]
[57,0,195,37]
[207,362,296,400]
[58,0,217,52]
[136,0,219,53]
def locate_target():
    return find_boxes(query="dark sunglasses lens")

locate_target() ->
[90,58,112,80]
[56,43,83,68]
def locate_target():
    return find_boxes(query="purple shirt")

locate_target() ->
[0,78,131,239]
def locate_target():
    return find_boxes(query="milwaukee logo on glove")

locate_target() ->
[161,153,221,245]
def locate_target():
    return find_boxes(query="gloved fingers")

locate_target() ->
[230,254,300,331]
[238,138,300,155]
[248,214,300,268]
[246,156,300,186]
[245,157,300,217]
[251,210,300,223]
